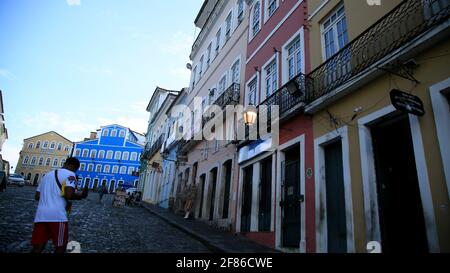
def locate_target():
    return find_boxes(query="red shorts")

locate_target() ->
[31,222,69,247]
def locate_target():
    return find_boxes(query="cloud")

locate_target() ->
[0,69,12,79]
[66,0,81,6]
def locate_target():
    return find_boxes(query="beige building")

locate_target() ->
[176,0,249,230]
[306,0,450,252]
[15,131,74,185]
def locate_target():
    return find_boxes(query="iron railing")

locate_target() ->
[203,83,241,124]
[143,135,164,160]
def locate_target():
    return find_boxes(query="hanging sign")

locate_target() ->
[390,89,425,116]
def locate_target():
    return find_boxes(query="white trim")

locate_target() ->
[230,56,242,84]
[429,77,450,201]
[249,0,262,43]
[314,126,355,253]
[281,26,306,85]
[246,0,304,64]
[308,0,331,21]
[276,134,306,252]
[245,72,260,106]
[260,53,279,102]
[263,0,279,24]
[358,105,440,253]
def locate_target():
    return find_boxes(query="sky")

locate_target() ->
[0,0,203,172]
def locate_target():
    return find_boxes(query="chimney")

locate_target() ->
[90,132,97,139]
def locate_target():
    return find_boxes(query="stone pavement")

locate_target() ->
[141,202,278,253]
[0,186,210,253]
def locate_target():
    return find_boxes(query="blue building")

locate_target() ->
[74,125,145,193]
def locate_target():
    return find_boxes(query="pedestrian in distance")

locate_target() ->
[31,157,88,253]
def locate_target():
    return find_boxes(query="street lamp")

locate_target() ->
[243,105,258,126]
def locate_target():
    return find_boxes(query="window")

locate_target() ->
[225,11,233,41]
[114,151,122,160]
[130,152,138,161]
[199,56,204,78]
[64,146,70,152]
[104,165,110,173]
[46,158,51,166]
[231,60,240,84]
[38,157,44,166]
[206,43,212,68]
[60,159,66,167]
[103,129,109,136]
[119,130,126,138]
[53,158,59,167]
[215,28,222,57]
[252,1,261,38]
[82,149,89,158]
[87,164,94,172]
[218,75,227,95]
[106,151,113,159]
[57,143,62,151]
[202,142,208,160]
[50,142,56,149]
[286,36,303,80]
[90,150,97,158]
[96,165,102,172]
[120,166,127,174]
[237,0,245,25]
[75,149,81,157]
[43,141,49,148]
[267,0,278,18]
[111,130,117,137]
[321,4,348,60]
[80,163,86,171]
[23,156,29,165]
[31,157,37,165]
[192,66,197,88]
[128,167,135,175]
[122,152,130,161]
[265,59,278,97]
[112,166,119,174]
[28,143,34,149]
[36,141,41,149]
[214,140,220,153]
[247,77,258,106]
[98,150,105,159]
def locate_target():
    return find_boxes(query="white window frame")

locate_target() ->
[245,73,259,106]
[104,165,111,173]
[225,10,233,42]
[82,149,89,158]
[130,152,138,161]
[43,141,49,148]
[96,165,102,172]
[112,165,119,174]
[218,72,228,96]
[114,151,122,160]
[38,157,44,166]
[57,143,63,151]
[36,141,41,149]
[98,150,105,159]
[80,163,86,172]
[28,142,34,149]
[250,1,262,41]
[120,166,127,174]
[103,129,109,137]
[111,130,117,137]
[119,130,126,138]
[199,55,204,79]
[50,142,56,149]
[23,156,29,165]
[264,0,279,23]
[75,149,81,157]
[90,149,97,158]
[235,0,246,27]
[260,53,279,102]
[106,151,113,159]
[230,57,241,84]
[206,42,212,69]
[45,158,51,166]
[122,151,130,161]
[215,28,222,57]
[320,3,348,62]
[52,158,59,167]
[87,164,94,172]
[282,27,306,85]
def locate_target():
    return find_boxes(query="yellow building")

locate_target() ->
[15,131,74,185]
[306,0,449,253]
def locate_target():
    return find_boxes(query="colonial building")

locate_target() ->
[15,131,73,185]
[237,0,310,251]
[176,0,249,231]
[74,125,144,192]
[0,90,9,178]
[139,87,179,204]
[302,0,450,253]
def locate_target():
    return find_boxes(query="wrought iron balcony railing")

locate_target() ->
[142,135,164,160]
[306,0,450,104]
[204,83,241,124]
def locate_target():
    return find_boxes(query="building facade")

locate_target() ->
[139,87,179,204]
[74,125,144,192]
[236,0,311,251]
[175,0,249,231]
[303,0,450,253]
[15,131,73,185]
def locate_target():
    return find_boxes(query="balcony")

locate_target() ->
[305,0,450,105]
[204,83,241,124]
[142,135,164,160]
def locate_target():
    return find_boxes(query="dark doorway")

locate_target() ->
[209,168,218,221]
[222,160,232,219]
[259,157,272,232]
[282,146,301,248]
[241,165,253,232]
[93,179,99,191]
[84,178,91,189]
[324,140,347,253]
[371,114,428,253]
[33,174,40,185]
[109,180,116,193]
[198,174,206,219]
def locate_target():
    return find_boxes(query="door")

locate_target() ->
[259,157,272,231]
[371,114,428,253]
[93,179,99,191]
[241,165,253,232]
[84,178,91,189]
[33,174,40,185]
[324,141,347,253]
[109,180,116,193]
[198,175,206,219]
[282,146,301,248]
[209,168,218,221]
[222,160,232,219]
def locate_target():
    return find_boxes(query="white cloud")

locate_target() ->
[66,0,81,6]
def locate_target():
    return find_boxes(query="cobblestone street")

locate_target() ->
[0,186,211,253]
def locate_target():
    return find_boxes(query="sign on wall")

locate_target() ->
[390,89,425,116]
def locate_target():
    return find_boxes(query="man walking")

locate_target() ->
[31,157,88,253]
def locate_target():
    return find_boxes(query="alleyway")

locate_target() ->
[0,186,210,253]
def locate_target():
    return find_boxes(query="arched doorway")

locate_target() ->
[84,178,91,189]
[27,173,32,184]
[92,179,99,191]
[33,174,40,186]
[109,180,116,193]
